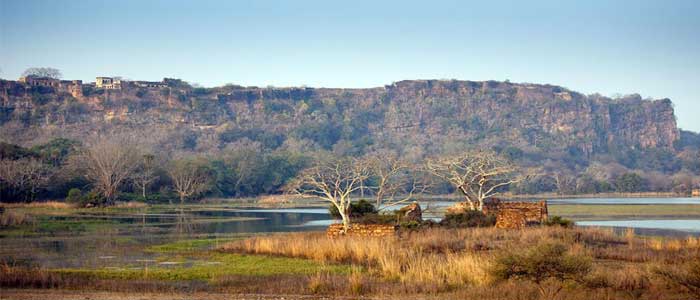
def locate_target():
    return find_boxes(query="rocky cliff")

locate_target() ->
[0,78,690,170]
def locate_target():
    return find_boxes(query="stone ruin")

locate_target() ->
[483,198,548,229]
[397,202,422,222]
[326,202,423,238]
[444,198,549,229]
[326,223,397,238]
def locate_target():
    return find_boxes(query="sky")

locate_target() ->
[1,0,699,131]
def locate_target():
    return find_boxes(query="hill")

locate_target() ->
[1,78,698,195]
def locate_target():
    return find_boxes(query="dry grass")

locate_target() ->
[221,226,700,298]
[0,201,73,209]
[112,201,148,208]
[0,210,34,226]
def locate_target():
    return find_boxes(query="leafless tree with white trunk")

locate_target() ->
[363,151,431,210]
[0,158,52,202]
[71,134,140,205]
[132,154,158,198]
[426,150,526,211]
[285,157,369,233]
[167,158,211,204]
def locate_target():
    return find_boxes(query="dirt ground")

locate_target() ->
[0,289,386,300]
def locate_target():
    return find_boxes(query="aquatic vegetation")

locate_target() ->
[53,253,351,281]
[145,238,240,253]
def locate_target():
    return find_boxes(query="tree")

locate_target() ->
[553,171,576,195]
[72,135,140,205]
[0,158,52,202]
[615,172,646,193]
[285,157,369,233]
[364,151,430,210]
[426,150,525,211]
[21,67,62,79]
[167,158,211,204]
[132,154,158,198]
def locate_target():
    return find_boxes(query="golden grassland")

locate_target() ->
[221,227,700,299]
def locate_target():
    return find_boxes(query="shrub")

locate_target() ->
[440,211,496,228]
[544,216,573,228]
[66,190,106,207]
[65,188,82,204]
[654,261,700,299]
[329,199,377,219]
[65,188,106,207]
[491,242,592,298]
[354,213,396,225]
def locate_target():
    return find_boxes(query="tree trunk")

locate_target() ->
[142,185,146,198]
[459,186,476,211]
[341,213,351,234]
[339,205,351,234]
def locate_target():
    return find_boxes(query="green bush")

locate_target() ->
[544,216,574,228]
[66,189,106,207]
[439,211,496,228]
[81,191,106,207]
[329,199,377,219]
[354,213,396,225]
[65,188,82,204]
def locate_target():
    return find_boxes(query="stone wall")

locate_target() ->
[326,223,397,238]
[483,199,549,229]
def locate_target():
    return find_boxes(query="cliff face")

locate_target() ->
[0,79,684,162]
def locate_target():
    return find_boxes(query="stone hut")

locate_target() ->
[483,199,549,229]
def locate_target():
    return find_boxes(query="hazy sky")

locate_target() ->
[1,0,699,131]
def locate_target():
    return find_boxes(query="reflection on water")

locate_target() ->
[548,197,700,205]
[577,220,700,233]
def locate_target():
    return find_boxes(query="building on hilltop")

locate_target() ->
[95,77,122,89]
[133,80,167,88]
[19,75,60,87]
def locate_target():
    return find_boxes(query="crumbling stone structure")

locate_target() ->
[483,199,548,229]
[398,202,422,222]
[326,223,397,238]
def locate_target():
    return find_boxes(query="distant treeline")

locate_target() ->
[0,136,697,205]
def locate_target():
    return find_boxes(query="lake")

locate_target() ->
[1,197,698,270]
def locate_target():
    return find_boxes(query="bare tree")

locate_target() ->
[21,67,62,79]
[553,172,576,195]
[167,158,211,204]
[132,154,158,198]
[426,150,525,211]
[364,152,430,210]
[72,135,140,205]
[0,158,52,202]
[285,157,368,233]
